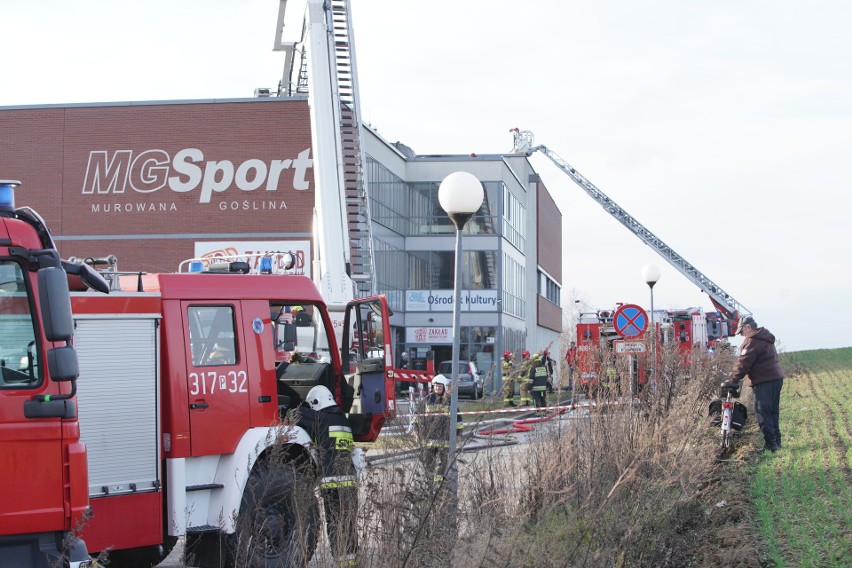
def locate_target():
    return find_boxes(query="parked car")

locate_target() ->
[437,360,484,399]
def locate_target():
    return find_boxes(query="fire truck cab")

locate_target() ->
[0,181,105,568]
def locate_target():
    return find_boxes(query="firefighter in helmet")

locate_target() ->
[298,385,359,567]
[517,350,534,407]
[541,347,555,396]
[501,351,517,407]
[416,374,463,482]
[530,352,550,411]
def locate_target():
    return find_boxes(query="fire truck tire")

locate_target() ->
[103,535,178,568]
[226,460,320,567]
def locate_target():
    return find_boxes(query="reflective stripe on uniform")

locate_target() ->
[320,474,357,489]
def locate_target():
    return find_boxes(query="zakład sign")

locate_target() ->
[405,289,499,312]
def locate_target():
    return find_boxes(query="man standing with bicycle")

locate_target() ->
[729,315,785,453]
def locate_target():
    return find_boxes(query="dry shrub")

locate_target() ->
[346,342,757,568]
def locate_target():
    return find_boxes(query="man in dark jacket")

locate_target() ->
[729,315,785,452]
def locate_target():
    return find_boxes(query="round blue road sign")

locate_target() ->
[613,304,648,338]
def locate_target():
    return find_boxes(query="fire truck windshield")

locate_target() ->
[0,261,40,386]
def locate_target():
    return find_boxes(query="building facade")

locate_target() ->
[363,128,562,390]
[0,98,562,390]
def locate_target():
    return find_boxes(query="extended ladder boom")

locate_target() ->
[511,129,749,321]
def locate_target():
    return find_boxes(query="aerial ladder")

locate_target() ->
[511,128,749,329]
[273,0,377,314]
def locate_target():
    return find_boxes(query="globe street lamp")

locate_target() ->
[438,171,483,497]
[642,264,661,385]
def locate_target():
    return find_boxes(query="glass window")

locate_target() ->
[407,250,497,291]
[0,261,40,388]
[270,303,331,364]
[188,306,238,367]
[502,185,526,251]
[538,270,561,307]
[502,253,526,318]
[407,181,499,236]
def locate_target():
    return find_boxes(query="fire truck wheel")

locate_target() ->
[227,459,320,567]
[103,535,178,568]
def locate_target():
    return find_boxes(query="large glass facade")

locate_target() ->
[365,155,540,378]
[366,157,409,235]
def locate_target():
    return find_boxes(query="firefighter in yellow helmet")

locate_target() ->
[530,352,550,411]
[517,350,534,407]
[416,374,463,483]
[501,351,517,407]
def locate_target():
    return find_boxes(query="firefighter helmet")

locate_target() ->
[432,375,451,389]
[522,350,531,359]
[503,350,513,361]
[542,348,549,357]
[306,385,336,411]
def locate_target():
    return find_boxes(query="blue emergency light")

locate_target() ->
[259,256,273,274]
[188,261,204,273]
[0,180,21,212]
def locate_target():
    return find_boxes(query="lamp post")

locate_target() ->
[642,264,661,385]
[438,171,483,497]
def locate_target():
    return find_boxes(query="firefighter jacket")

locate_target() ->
[416,392,463,447]
[297,406,356,490]
[501,359,514,379]
[518,359,534,383]
[731,327,784,387]
[530,359,549,392]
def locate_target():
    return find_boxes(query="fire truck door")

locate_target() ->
[0,261,64,532]
[182,302,251,456]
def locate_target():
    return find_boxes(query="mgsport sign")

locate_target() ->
[82,147,313,204]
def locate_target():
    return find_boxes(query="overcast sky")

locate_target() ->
[3,1,851,352]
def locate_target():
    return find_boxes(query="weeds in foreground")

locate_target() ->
[342,343,751,568]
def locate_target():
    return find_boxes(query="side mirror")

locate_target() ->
[47,346,79,382]
[61,260,110,294]
[283,322,297,343]
[38,267,74,341]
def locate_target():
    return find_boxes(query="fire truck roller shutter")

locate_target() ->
[73,315,161,497]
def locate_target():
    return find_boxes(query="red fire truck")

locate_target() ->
[1,181,398,567]
[659,307,710,354]
[575,308,650,391]
[575,305,720,391]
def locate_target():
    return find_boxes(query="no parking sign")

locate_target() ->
[613,304,648,338]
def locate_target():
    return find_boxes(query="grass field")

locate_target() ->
[751,347,852,567]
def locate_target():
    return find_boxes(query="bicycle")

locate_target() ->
[717,381,741,457]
